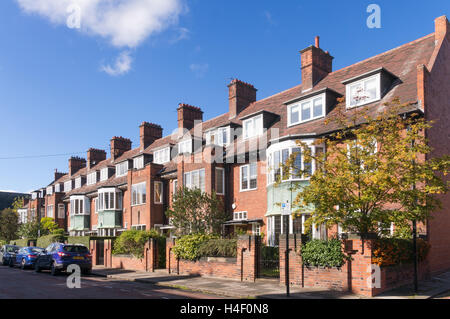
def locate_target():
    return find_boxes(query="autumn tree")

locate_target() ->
[283,98,449,236]
[166,187,228,236]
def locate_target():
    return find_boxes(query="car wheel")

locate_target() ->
[82,269,92,276]
[21,259,26,270]
[34,262,41,273]
[50,262,59,276]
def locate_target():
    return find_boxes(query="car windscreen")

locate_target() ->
[6,246,19,253]
[63,246,89,253]
[30,248,44,254]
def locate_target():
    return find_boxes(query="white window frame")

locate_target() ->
[346,73,381,109]
[252,223,261,236]
[54,184,61,193]
[116,161,129,177]
[243,115,263,140]
[64,181,72,192]
[58,204,65,219]
[173,179,178,196]
[70,196,89,216]
[100,168,109,181]
[287,93,326,127]
[47,205,54,218]
[87,172,97,185]
[131,182,147,206]
[133,156,144,170]
[178,139,192,154]
[233,211,248,221]
[206,127,230,146]
[75,177,82,189]
[183,169,206,192]
[97,188,123,211]
[154,147,170,164]
[215,167,225,195]
[46,186,53,196]
[154,181,163,204]
[240,163,257,192]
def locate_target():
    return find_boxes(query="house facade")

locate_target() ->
[20,16,450,274]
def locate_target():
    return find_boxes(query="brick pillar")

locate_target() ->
[145,239,156,272]
[104,239,113,269]
[279,234,303,286]
[346,238,374,297]
[90,240,97,266]
[166,237,178,274]
[237,235,259,282]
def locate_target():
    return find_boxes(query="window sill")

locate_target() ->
[239,188,257,193]
[131,203,146,207]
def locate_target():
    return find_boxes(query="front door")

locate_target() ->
[96,240,104,266]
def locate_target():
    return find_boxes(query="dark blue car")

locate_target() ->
[11,247,45,269]
[0,245,20,266]
[34,243,92,276]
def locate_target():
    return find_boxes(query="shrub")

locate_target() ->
[36,233,65,249]
[372,238,430,267]
[173,233,218,261]
[301,239,347,268]
[67,236,90,248]
[198,238,237,258]
[112,229,162,258]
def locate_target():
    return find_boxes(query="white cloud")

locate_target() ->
[101,51,133,76]
[15,0,185,48]
[169,27,190,44]
[189,63,209,78]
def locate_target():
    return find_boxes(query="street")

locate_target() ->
[0,265,221,299]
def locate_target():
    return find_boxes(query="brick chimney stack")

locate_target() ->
[140,122,163,150]
[177,104,203,131]
[110,136,132,161]
[68,157,86,177]
[435,15,449,42]
[87,148,107,169]
[228,79,257,119]
[300,36,333,91]
[54,169,65,182]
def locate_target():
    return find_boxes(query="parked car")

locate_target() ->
[0,245,20,266]
[11,247,45,269]
[34,243,92,275]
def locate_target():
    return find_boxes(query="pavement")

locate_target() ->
[92,266,450,299]
[91,267,361,299]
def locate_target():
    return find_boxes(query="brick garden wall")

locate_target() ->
[166,235,258,282]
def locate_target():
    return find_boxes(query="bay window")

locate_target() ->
[97,188,123,211]
[70,196,89,215]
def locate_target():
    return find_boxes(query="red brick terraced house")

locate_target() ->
[21,16,450,274]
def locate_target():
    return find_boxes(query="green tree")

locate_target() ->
[283,98,449,235]
[0,208,19,241]
[11,197,25,213]
[166,187,228,236]
[17,217,62,238]
[40,217,60,235]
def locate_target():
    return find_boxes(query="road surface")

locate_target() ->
[0,264,221,299]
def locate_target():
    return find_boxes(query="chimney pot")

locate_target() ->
[110,137,132,161]
[228,79,257,119]
[300,38,333,91]
[315,36,320,48]
[68,156,86,177]
[140,122,163,150]
[177,104,203,131]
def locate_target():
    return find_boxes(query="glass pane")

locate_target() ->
[292,148,302,178]
[274,150,280,181]
[293,217,302,234]
[313,97,323,118]
[255,116,263,135]
[304,147,312,176]
[282,149,289,180]
[365,78,377,100]
[241,166,248,190]
[274,216,281,246]
[290,105,299,124]
[301,101,311,121]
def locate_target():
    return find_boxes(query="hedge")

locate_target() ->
[67,236,90,248]
[301,239,347,268]
[112,230,163,258]
[197,238,237,258]
[372,238,430,267]
[36,234,65,248]
[173,233,218,261]
[10,238,34,247]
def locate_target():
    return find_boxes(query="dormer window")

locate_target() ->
[178,139,192,154]
[55,184,61,193]
[154,147,170,164]
[133,156,144,169]
[46,186,53,196]
[75,177,82,189]
[64,180,72,192]
[100,168,109,181]
[288,94,325,127]
[87,172,97,185]
[206,127,230,146]
[116,161,129,177]
[346,73,380,108]
[243,115,263,139]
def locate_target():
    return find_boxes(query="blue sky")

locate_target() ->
[0,0,449,193]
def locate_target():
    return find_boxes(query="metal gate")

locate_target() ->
[96,240,104,266]
[256,237,280,279]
